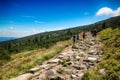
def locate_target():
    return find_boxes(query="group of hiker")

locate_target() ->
[72,29,98,43]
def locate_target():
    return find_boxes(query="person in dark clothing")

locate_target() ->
[82,31,86,40]
[72,35,76,43]
[92,29,97,38]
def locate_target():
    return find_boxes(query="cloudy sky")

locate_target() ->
[0,0,120,37]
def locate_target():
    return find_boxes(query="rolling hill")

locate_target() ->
[0,16,120,80]
[0,16,120,62]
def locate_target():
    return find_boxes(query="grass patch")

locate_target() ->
[0,40,71,80]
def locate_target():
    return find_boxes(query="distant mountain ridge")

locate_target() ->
[0,37,16,42]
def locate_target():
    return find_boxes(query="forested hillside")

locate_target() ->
[0,16,120,65]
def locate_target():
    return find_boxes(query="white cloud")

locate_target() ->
[114,7,120,16]
[96,7,120,17]
[0,28,44,37]
[34,20,44,24]
[9,27,14,30]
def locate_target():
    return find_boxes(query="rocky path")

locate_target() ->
[10,35,103,80]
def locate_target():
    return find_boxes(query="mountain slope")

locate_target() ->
[0,16,120,80]
[0,16,120,53]
[0,16,120,63]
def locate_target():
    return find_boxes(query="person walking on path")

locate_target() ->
[92,29,98,38]
[72,35,76,43]
[82,31,87,40]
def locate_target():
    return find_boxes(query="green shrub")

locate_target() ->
[0,47,10,60]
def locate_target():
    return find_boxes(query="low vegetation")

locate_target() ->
[0,40,71,80]
[82,27,120,80]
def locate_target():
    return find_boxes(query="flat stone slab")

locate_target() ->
[77,73,84,77]
[47,59,60,64]
[39,64,48,69]
[60,52,68,55]
[58,55,64,58]
[29,67,41,73]
[80,51,85,54]
[10,73,33,80]
[87,57,97,62]
[88,49,97,55]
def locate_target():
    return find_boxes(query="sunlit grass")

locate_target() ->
[0,40,71,80]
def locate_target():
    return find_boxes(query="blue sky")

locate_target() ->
[0,0,120,37]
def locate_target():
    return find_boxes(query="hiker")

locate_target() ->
[82,31,87,40]
[72,35,76,43]
[92,29,98,38]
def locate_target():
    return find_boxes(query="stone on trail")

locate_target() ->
[58,55,64,59]
[47,59,60,64]
[66,61,74,65]
[60,52,68,55]
[88,49,97,55]
[80,51,85,54]
[80,65,86,70]
[10,73,33,80]
[77,73,84,78]
[45,69,56,76]
[75,56,81,60]
[71,74,77,78]
[48,76,64,80]
[39,64,48,69]
[29,67,41,73]
[87,57,97,62]
[73,65,81,70]
[99,68,105,75]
